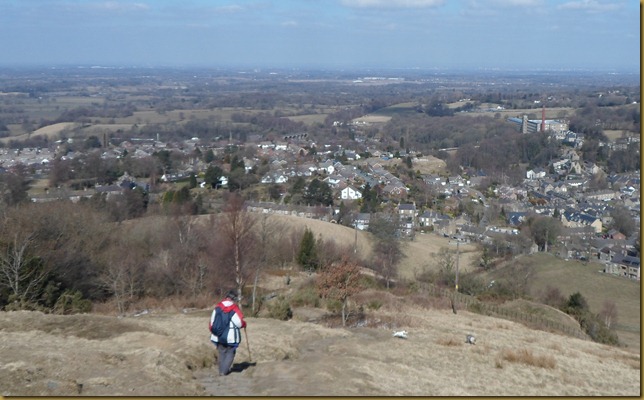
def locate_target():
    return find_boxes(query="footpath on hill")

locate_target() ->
[0,307,639,396]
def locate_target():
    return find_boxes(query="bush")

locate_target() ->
[457,273,486,296]
[406,281,420,294]
[266,296,293,321]
[358,274,381,289]
[4,296,46,312]
[564,292,589,317]
[580,313,620,345]
[366,299,382,310]
[541,285,566,309]
[53,290,92,314]
[290,285,321,308]
[325,298,343,314]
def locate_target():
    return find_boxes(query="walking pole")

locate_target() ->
[243,326,252,362]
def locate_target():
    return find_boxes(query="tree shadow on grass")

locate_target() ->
[230,361,256,373]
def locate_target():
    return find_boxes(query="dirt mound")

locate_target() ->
[0,307,639,396]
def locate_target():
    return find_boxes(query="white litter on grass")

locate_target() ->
[465,334,476,345]
[393,330,408,339]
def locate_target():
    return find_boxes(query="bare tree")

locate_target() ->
[371,240,404,289]
[220,193,258,305]
[169,215,211,299]
[599,300,619,329]
[504,260,533,300]
[250,214,283,314]
[369,213,404,289]
[316,235,353,271]
[0,232,48,306]
[433,247,456,288]
[98,241,145,315]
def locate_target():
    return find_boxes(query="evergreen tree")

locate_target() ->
[303,178,333,206]
[173,186,191,204]
[204,165,223,188]
[297,228,318,272]
[230,155,245,172]
[203,149,215,163]
[360,183,378,213]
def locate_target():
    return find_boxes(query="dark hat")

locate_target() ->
[225,290,238,301]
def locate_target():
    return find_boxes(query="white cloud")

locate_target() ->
[556,0,621,13]
[93,1,150,12]
[468,0,543,8]
[491,0,542,6]
[340,0,444,8]
[213,4,245,14]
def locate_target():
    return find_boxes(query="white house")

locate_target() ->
[261,172,289,184]
[526,168,546,180]
[340,185,362,200]
[318,160,335,174]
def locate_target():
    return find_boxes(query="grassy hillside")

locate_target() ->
[0,302,639,396]
[259,216,639,353]
[485,253,640,353]
[260,214,480,282]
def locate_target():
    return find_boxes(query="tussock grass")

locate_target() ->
[494,322,512,330]
[93,295,215,316]
[407,293,452,310]
[290,286,321,308]
[548,342,564,353]
[436,337,462,347]
[346,313,416,330]
[614,353,641,370]
[499,347,557,369]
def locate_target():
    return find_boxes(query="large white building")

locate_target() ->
[508,115,568,134]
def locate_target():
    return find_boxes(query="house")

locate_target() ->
[257,141,275,150]
[526,168,546,180]
[324,174,344,188]
[318,160,335,174]
[586,190,617,202]
[418,210,450,227]
[397,203,417,219]
[604,254,640,281]
[340,185,362,200]
[607,229,626,240]
[354,213,371,230]
[260,172,289,184]
[507,212,528,226]
[561,210,603,233]
[382,182,408,197]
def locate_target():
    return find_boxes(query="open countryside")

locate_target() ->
[0,66,639,396]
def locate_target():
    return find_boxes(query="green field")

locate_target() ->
[486,253,640,352]
[371,102,420,117]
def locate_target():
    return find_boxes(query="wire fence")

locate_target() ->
[418,282,588,340]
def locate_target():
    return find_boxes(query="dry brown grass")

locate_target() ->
[436,337,462,347]
[603,129,638,141]
[499,347,557,369]
[1,304,640,396]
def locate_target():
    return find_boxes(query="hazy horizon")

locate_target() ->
[0,0,639,72]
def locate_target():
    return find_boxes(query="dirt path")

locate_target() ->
[196,327,391,396]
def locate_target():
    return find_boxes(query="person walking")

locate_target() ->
[209,290,247,376]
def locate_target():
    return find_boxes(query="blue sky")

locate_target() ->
[0,0,639,71]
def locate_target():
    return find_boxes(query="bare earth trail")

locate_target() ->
[197,328,391,396]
